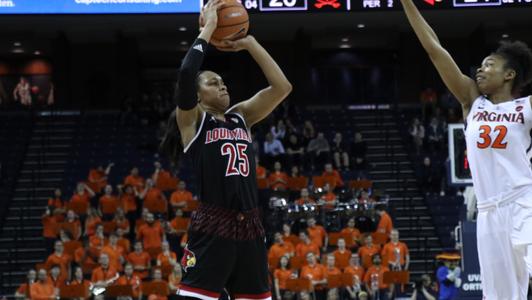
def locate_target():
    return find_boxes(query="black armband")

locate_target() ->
[174,38,209,110]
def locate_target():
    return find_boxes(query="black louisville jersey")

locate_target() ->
[184,110,259,211]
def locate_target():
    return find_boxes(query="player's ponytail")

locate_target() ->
[494,40,532,95]
[160,110,182,167]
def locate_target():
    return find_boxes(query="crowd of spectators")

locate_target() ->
[409,88,463,197]
[12,147,415,300]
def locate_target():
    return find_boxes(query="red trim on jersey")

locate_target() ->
[179,284,220,298]
[233,292,272,299]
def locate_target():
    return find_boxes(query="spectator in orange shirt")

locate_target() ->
[268,232,295,268]
[47,265,66,289]
[325,254,341,278]
[137,213,165,251]
[363,254,390,300]
[273,256,294,300]
[301,252,327,296]
[30,269,57,300]
[89,224,107,256]
[322,163,344,188]
[47,188,65,217]
[118,184,138,233]
[101,233,126,271]
[91,253,119,289]
[112,208,130,236]
[116,228,131,253]
[116,263,142,299]
[15,269,36,300]
[74,239,97,269]
[255,156,267,180]
[375,205,393,238]
[381,229,410,271]
[157,241,177,269]
[288,165,307,191]
[141,178,168,216]
[268,161,289,191]
[152,161,177,191]
[147,268,169,300]
[63,210,82,241]
[45,241,71,281]
[167,209,189,237]
[168,264,182,294]
[124,167,145,193]
[282,223,299,246]
[42,208,59,255]
[87,163,114,194]
[295,230,320,258]
[319,183,337,209]
[98,185,119,221]
[169,181,195,213]
[295,188,315,206]
[307,217,328,252]
[358,235,381,269]
[70,266,91,299]
[127,242,151,279]
[344,254,365,286]
[341,218,362,249]
[70,183,95,211]
[84,208,102,237]
[333,238,352,270]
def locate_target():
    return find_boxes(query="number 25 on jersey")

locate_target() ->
[221,142,250,177]
[477,125,508,149]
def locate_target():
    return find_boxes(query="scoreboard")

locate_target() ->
[204,0,532,12]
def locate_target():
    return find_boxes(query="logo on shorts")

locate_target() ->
[516,105,523,112]
[181,246,197,272]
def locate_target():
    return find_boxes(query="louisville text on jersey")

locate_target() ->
[472,111,524,124]
[205,128,251,144]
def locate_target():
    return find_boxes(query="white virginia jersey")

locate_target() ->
[465,95,532,203]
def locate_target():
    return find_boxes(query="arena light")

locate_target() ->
[34,50,41,55]
[502,33,509,38]
[341,37,349,42]
[357,23,365,29]
[13,41,21,46]
[180,41,188,46]
[178,26,187,32]
[12,48,24,53]
[339,44,351,49]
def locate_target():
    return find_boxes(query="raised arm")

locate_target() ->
[175,0,223,147]
[222,36,292,127]
[400,0,479,112]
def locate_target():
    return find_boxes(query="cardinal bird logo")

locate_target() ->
[181,247,197,272]
[314,0,341,9]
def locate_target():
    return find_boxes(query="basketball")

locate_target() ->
[200,0,249,42]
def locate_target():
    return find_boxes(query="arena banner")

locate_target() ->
[458,220,483,299]
[0,0,201,14]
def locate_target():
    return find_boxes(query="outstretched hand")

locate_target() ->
[214,35,256,52]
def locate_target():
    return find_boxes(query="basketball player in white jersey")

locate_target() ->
[400,0,532,298]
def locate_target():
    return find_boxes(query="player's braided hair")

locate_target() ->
[493,40,532,95]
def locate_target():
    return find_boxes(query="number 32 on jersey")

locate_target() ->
[477,125,508,149]
[221,142,250,177]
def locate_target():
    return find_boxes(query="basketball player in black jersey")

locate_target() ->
[160,1,292,299]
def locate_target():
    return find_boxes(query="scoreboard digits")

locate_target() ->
[259,0,308,11]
